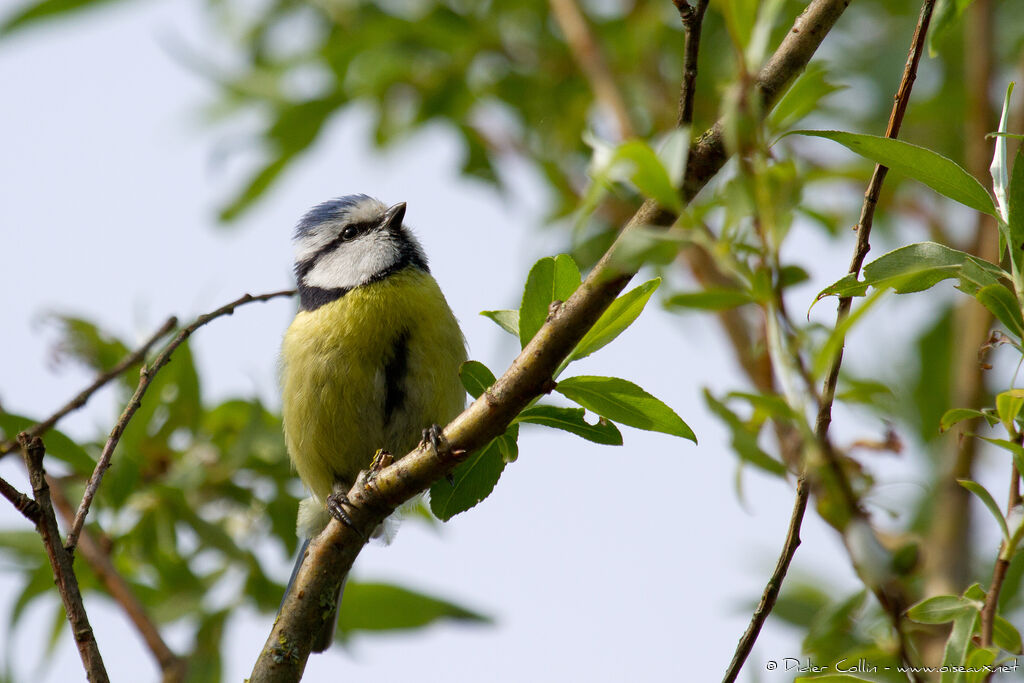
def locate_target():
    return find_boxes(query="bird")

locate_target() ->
[279,194,467,651]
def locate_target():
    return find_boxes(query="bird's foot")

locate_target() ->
[326,490,365,541]
[421,424,446,457]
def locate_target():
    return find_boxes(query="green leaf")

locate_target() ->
[769,63,843,131]
[941,610,979,683]
[958,479,1010,544]
[664,288,753,311]
[991,82,1015,223]
[338,581,489,635]
[429,435,507,521]
[964,647,998,683]
[519,255,581,348]
[977,437,1024,483]
[817,242,1007,299]
[789,130,997,217]
[188,610,230,683]
[570,279,660,361]
[586,136,683,211]
[460,361,496,400]
[1007,143,1024,276]
[0,0,137,36]
[994,615,1023,654]
[939,408,997,432]
[480,309,519,337]
[996,389,1024,433]
[928,0,976,56]
[906,595,975,624]
[703,390,788,477]
[556,376,696,442]
[975,284,1024,337]
[516,405,623,445]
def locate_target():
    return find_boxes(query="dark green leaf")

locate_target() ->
[460,360,496,400]
[429,436,506,521]
[519,255,581,348]
[975,284,1024,337]
[994,615,1023,654]
[570,279,660,361]
[703,390,787,477]
[188,610,230,683]
[789,131,996,216]
[516,405,623,445]
[338,581,489,635]
[664,288,753,311]
[556,376,695,442]
[1007,145,1024,275]
[0,0,137,36]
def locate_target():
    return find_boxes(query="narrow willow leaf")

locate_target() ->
[817,242,1008,300]
[940,610,979,683]
[975,284,1024,338]
[703,390,787,476]
[519,255,581,348]
[790,130,997,217]
[460,360,496,399]
[906,595,974,624]
[964,648,998,683]
[939,408,997,432]
[991,82,1015,223]
[516,405,623,445]
[994,615,1023,654]
[996,389,1024,434]
[570,279,660,361]
[769,63,843,131]
[338,581,490,634]
[480,309,519,337]
[556,376,695,442]
[977,437,1024,483]
[430,436,506,521]
[664,288,753,311]
[958,479,1010,543]
[1007,144,1024,277]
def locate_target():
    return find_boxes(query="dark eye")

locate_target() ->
[341,225,358,239]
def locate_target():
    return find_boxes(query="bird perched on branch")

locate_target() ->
[279,194,467,651]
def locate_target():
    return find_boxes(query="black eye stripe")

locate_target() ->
[294,219,381,280]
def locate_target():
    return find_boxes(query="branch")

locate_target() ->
[673,0,709,127]
[0,473,39,522]
[18,434,109,683]
[722,476,809,683]
[548,0,635,139]
[0,316,178,457]
[48,476,187,682]
[64,289,295,552]
[980,459,1023,649]
[251,2,852,679]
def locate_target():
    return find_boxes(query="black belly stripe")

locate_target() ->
[383,330,410,424]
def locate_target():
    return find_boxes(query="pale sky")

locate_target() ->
[0,2,969,681]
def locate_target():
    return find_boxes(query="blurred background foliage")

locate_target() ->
[3,0,1024,680]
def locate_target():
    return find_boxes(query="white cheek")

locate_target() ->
[302,231,401,290]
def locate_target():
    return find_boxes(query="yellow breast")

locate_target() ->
[280,268,467,502]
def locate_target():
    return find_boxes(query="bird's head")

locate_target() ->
[292,195,428,309]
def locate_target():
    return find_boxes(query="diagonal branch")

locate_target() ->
[0,316,178,458]
[548,0,636,139]
[673,0,710,127]
[250,1,852,679]
[19,434,109,683]
[64,289,295,552]
[0,473,39,522]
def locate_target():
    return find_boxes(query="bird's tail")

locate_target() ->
[281,538,348,653]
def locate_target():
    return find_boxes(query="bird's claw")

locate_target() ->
[326,491,365,540]
[421,424,446,456]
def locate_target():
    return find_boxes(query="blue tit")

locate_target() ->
[279,194,467,651]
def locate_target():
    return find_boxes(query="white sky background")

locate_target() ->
[0,2,986,681]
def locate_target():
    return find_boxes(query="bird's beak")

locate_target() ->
[383,202,407,231]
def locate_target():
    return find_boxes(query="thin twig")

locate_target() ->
[980,458,1022,650]
[0,317,178,457]
[548,0,636,139]
[722,476,809,683]
[251,1,853,679]
[673,0,709,127]
[18,434,109,683]
[64,289,295,552]
[0,473,39,522]
[48,476,187,682]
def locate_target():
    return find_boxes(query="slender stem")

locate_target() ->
[18,434,109,683]
[548,0,635,139]
[0,473,39,522]
[64,289,294,551]
[48,476,187,682]
[673,0,709,127]
[722,476,809,683]
[0,317,178,457]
